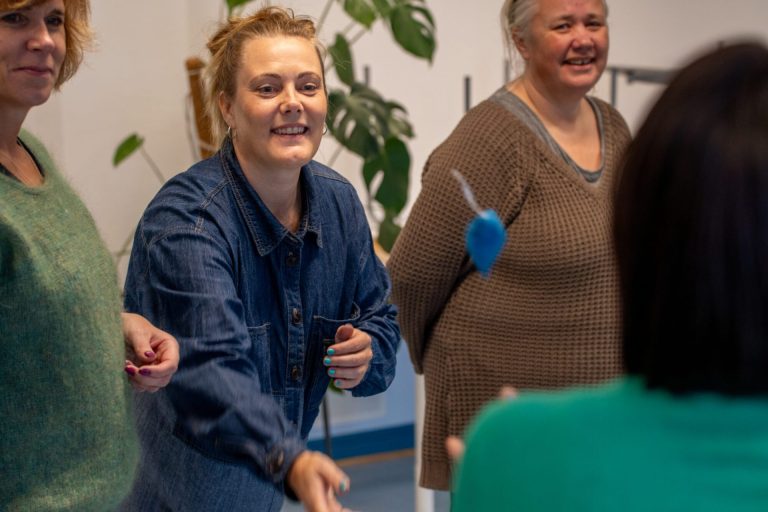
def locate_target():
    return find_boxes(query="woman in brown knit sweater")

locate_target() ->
[388,0,631,491]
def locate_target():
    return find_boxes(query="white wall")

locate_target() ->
[22,0,768,436]
[25,1,768,262]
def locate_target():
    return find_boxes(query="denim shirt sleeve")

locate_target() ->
[124,224,304,484]
[344,197,401,398]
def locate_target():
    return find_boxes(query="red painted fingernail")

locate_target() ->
[139,368,151,376]
[144,351,155,358]
[124,367,137,376]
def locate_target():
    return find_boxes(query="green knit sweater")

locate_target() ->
[454,378,768,511]
[0,133,137,511]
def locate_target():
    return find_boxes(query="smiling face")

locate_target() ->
[0,0,65,113]
[516,0,608,98]
[219,35,327,177]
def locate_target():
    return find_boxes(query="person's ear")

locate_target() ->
[513,32,531,60]
[218,91,234,129]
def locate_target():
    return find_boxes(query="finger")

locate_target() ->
[324,350,371,369]
[313,452,350,497]
[335,324,355,343]
[130,340,157,366]
[330,375,364,390]
[445,435,465,462]
[325,487,345,512]
[309,457,349,512]
[499,386,518,399]
[140,338,180,378]
[137,358,177,379]
[327,330,370,356]
[327,365,366,382]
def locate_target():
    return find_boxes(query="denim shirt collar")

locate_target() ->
[218,136,323,256]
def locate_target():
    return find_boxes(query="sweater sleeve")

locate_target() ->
[387,101,531,373]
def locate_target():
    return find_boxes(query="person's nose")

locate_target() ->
[572,25,594,49]
[27,21,55,52]
[280,86,303,115]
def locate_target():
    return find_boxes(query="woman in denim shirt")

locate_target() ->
[120,7,400,512]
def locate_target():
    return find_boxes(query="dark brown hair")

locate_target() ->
[614,42,768,395]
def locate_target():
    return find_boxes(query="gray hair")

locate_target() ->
[501,0,609,56]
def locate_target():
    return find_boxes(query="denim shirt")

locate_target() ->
[122,137,400,510]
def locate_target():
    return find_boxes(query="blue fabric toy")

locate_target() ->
[451,170,507,277]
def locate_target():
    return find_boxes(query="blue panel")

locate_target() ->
[307,423,414,459]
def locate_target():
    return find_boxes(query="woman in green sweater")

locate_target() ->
[0,1,179,509]
[453,42,768,511]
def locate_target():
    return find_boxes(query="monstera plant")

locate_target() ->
[115,0,435,253]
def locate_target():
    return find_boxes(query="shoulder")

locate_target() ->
[428,93,544,180]
[465,380,633,457]
[306,160,354,190]
[443,97,530,151]
[305,160,363,211]
[139,156,231,241]
[18,129,58,174]
[455,381,635,509]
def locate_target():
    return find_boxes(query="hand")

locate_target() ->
[323,324,372,390]
[287,450,352,512]
[445,386,518,463]
[122,312,179,393]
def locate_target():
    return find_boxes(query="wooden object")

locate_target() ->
[185,57,215,159]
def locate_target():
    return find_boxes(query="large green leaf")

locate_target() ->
[374,137,410,214]
[377,214,402,252]
[327,84,413,161]
[341,0,378,28]
[113,133,144,167]
[329,34,355,86]
[389,2,436,62]
[371,0,392,17]
[226,0,252,15]
[361,155,381,194]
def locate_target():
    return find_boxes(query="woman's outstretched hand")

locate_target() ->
[287,450,354,512]
[122,312,179,392]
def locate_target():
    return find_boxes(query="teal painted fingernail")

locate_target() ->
[335,379,343,387]
[327,348,335,355]
[328,368,336,376]
[340,479,349,494]
[323,357,332,365]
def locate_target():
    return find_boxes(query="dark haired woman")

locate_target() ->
[453,42,768,512]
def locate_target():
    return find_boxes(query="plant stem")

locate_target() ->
[140,146,166,185]
[317,0,334,33]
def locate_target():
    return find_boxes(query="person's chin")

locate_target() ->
[26,90,54,108]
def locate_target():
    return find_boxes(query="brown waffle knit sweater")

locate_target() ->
[388,93,631,490]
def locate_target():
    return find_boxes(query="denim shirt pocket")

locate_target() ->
[247,323,272,395]
[303,303,361,433]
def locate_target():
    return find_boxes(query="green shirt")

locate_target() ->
[454,377,768,511]
[0,132,137,511]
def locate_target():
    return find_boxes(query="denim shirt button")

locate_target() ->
[291,308,302,324]
[291,365,301,381]
[286,252,298,266]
